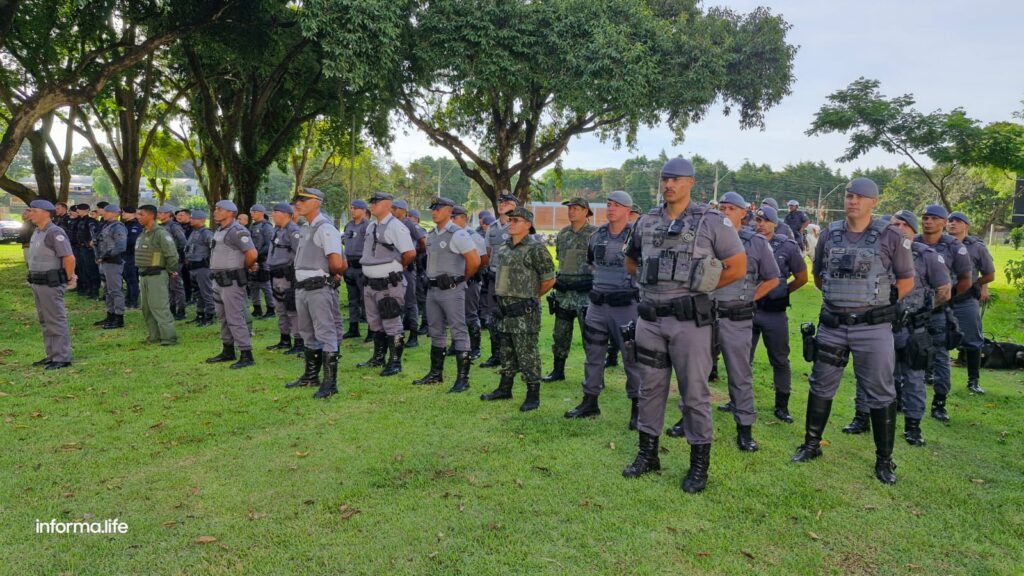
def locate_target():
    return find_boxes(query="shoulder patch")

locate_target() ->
[902,238,911,250]
[292,233,301,239]
[958,246,967,255]
[937,255,946,264]
[241,236,250,243]
[723,216,731,226]
[56,235,65,242]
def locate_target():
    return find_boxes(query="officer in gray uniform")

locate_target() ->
[94,204,128,329]
[622,158,746,493]
[357,192,417,376]
[205,200,259,369]
[784,200,810,251]
[285,188,347,398]
[185,210,215,326]
[410,208,429,335]
[760,198,792,240]
[791,177,914,485]
[890,211,951,446]
[266,203,302,352]
[247,204,275,318]
[26,199,76,370]
[564,190,643,429]
[157,204,188,320]
[453,205,488,359]
[479,193,520,367]
[916,204,972,421]
[947,211,995,394]
[706,192,780,452]
[413,197,481,392]
[342,199,370,339]
[391,199,426,347]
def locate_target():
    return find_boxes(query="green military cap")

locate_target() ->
[562,196,593,216]
[505,206,534,222]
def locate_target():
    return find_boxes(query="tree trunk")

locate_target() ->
[0,175,36,204]
[26,130,56,201]
[231,165,263,215]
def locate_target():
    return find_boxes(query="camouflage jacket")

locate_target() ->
[495,235,555,333]
[552,222,597,309]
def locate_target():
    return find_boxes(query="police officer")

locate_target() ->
[565,191,642,428]
[413,198,481,392]
[947,211,995,395]
[759,198,792,240]
[157,205,188,320]
[205,200,259,369]
[285,189,347,398]
[890,211,951,446]
[540,197,597,382]
[791,178,914,485]
[479,206,556,411]
[247,204,275,319]
[784,200,810,251]
[357,192,417,376]
[750,205,807,423]
[453,205,488,360]
[26,199,76,370]
[342,199,371,339]
[135,205,180,346]
[265,203,302,351]
[391,199,426,347]
[185,210,216,326]
[916,204,972,421]
[73,203,100,298]
[410,208,430,336]
[175,208,194,304]
[122,207,142,309]
[53,202,71,233]
[622,158,746,493]
[480,193,520,367]
[93,204,128,329]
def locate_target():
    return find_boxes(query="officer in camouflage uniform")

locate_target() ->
[480,193,520,367]
[93,204,128,329]
[540,197,597,382]
[185,210,216,327]
[157,205,188,320]
[136,205,180,346]
[947,211,995,395]
[453,205,488,359]
[26,199,76,370]
[205,200,259,369]
[247,204,275,319]
[480,206,555,411]
[342,199,370,339]
[266,203,302,351]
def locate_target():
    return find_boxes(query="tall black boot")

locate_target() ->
[871,402,898,484]
[380,335,405,377]
[842,410,871,434]
[252,304,263,318]
[541,356,566,382]
[229,349,255,369]
[358,332,387,368]
[966,349,984,394]
[103,314,124,329]
[363,329,375,344]
[931,394,950,422]
[94,312,114,327]
[622,432,661,477]
[284,337,304,355]
[267,333,292,351]
[417,316,429,335]
[774,392,793,423]
[480,373,514,401]
[286,348,322,388]
[447,351,472,393]
[263,305,276,319]
[605,342,619,368]
[736,424,759,452]
[666,417,686,438]
[628,397,639,430]
[405,328,420,349]
[313,351,339,398]
[205,343,236,363]
[904,417,926,446]
[173,306,186,321]
[520,382,540,411]
[681,443,712,493]
[412,346,445,385]
[564,393,601,419]
[468,324,482,360]
[791,393,833,462]
[342,322,360,340]
[480,329,502,367]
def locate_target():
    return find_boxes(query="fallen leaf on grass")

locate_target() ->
[863,505,878,510]
[911,510,924,517]
[808,531,821,540]
[666,527,679,534]
[820,439,831,447]
[740,550,755,560]
[696,551,710,557]
[608,442,616,450]
[971,478,985,484]
[303,499,315,505]
[247,511,266,521]
[458,502,465,512]
[295,451,309,458]
[815,510,822,520]
[62,492,73,498]
[149,421,164,430]
[515,479,523,488]
[193,536,217,545]
[59,443,82,452]
[0,391,9,397]
[338,504,360,520]
[188,486,201,496]
[984,403,995,409]
[162,520,177,527]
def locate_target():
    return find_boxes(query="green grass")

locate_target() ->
[1,242,1022,575]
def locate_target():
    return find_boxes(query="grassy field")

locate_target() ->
[1,242,1022,575]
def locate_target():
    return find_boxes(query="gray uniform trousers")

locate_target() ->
[952,298,983,351]
[364,280,407,337]
[192,268,215,317]
[635,316,714,445]
[465,279,482,327]
[213,282,251,350]
[894,328,927,419]
[168,264,185,309]
[248,277,274,310]
[331,285,343,342]
[480,273,498,327]
[428,283,470,351]
[32,284,72,363]
[101,262,125,315]
[583,302,641,398]
[751,309,792,394]
[718,316,757,426]
[928,312,952,397]
[403,270,419,329]
[809,322,896,408]
[344,267,366,323]
[296,285,340,351]
[272,276,297,337]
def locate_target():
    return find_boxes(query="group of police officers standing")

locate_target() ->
[24,155,997,491]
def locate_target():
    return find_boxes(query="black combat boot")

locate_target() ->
[871,402,898,485]
[666,417,686,438]
[94,312,114,327]
[252,304,263,318]
[628,397,639,430]
[931,394,950,422]
[342,322,360,340]
[894,377,904,412]
[405,327,419,349]
[468,324,482,360]
[417,317,429,335]
[717,400,735,413]
[447,351,472,393]
[774,392,793,423]
[363,329,375,344]
[736,424,759,452]
[229,348,255,369]
[622,432,661,478]
[842,411,871,434]
[564,394,601,419]
[966,349,984,394]
[708,364,719,382]
[284,337,304,355]
[480,373,514,401]
[479,330,502,367]
[519,382,541,411]
[791,393,833,462]
[380,335,405,377]
[313,351,339,398]
[358,332,387,368]
[541,356,566,382]
[412,346,445,385]
[286,348,322,388]
[197,313,214,327]
[904,417,926,446]
[605,343,619,368]
[102,314,124,329]
[267,333,292,351]
[681,443,712,493]
[263,306,276,319]
[206,343,236,363]
[173,306,186,321]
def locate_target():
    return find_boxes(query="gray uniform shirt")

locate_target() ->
[29,221,73,272]
[294,213,343,281]
[362,214,415,278]
[962,236,995,283]
[713,230,780,305]
[814,222,914,311]
[343,219,370,260]
[211,221,253,271]
[96,220,128,260]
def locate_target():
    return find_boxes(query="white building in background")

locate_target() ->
[12,175,200,200]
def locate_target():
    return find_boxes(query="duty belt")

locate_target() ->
[554,276,593,293]
[498,298,539,318]
[366,271,403,291]
[295,276,334,291]
[185,259,210,270]
[427,274,465,289]
[717,302,756,321]
[139,267,164,277]
[588,290,638,307]
[269,264,294,279]
[637,293,714,325]
[819,304,897,329]
[27,269,67,286]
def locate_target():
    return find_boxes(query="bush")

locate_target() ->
[1004,259,1024,323]
[1009,227,1024,249]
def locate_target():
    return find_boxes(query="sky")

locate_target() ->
[386,0,1024,175]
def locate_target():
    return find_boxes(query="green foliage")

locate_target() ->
[90,167,114,198]
[1003,258,1024,321]
[1009,227,1024,250]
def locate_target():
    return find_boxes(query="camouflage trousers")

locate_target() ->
[500,330,542,384]
[550,308,586,359]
